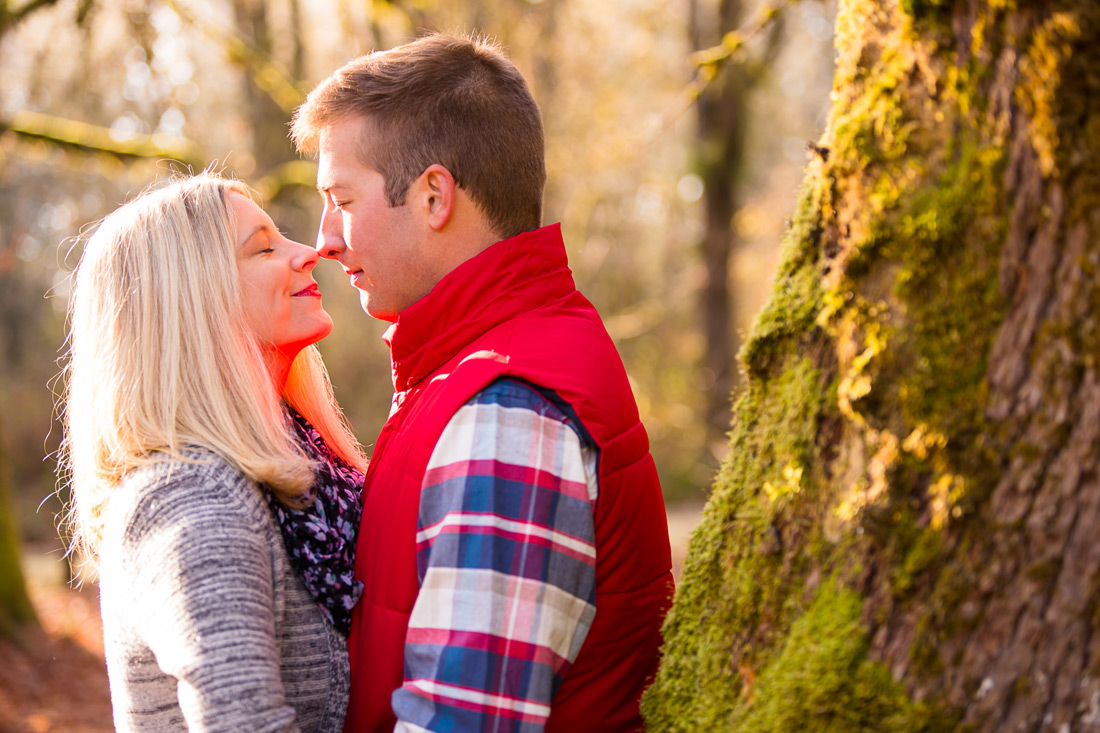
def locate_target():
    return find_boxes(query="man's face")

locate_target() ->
[315,116,432,322]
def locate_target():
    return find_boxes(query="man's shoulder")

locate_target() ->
[468,376,551,408]
[434,377,597,485]
[463,377,586,435]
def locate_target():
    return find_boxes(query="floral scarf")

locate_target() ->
[265,407,365,636]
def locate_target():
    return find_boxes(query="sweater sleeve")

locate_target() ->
[118,468,299,733]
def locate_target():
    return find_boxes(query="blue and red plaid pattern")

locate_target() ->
[392,379,598,733]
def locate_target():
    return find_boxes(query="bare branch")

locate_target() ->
[0,0,65,37]
[0,110,203,166]
[689,0,790,89]
[643,0,793,146]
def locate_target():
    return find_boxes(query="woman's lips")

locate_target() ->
[292,284,321,297]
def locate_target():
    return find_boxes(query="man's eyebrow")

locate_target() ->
[316,180,347,195]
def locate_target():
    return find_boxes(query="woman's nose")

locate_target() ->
[290,239,320,271]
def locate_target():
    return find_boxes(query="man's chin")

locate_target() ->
[362,296,397,323]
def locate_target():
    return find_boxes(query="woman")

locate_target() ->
[60,173,366,731]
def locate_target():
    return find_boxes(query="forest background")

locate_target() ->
[0,0,836,564]
[0,0,835,727]
[5,1,1097,729]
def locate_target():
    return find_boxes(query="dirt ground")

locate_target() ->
[0,501,704,731]
[0,561,112,733]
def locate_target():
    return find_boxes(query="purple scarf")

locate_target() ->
[265,408,364,636]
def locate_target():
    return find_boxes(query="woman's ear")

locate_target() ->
[418,164,455,232]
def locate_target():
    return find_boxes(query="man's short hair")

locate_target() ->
[292,33,546,239]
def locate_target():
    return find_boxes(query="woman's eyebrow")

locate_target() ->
[241,224,268,246]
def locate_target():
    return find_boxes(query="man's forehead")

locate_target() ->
[316,156,369,193]
[316,117,374,188]
[318,115,375,149]
[315,157,341,191]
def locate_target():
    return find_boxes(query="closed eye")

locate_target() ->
[242,226,275,254]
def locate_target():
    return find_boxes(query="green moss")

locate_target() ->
[643,172,842,729]
[1017,9,1100,188]
[733,579,945,732]
[643,355,836,730]
[892,525,944,599]
[825,64,1009,691]
[1022,6,1100,372]
[835,138,1006,466]
[890,145,1006,459]
[740,180,825,380]
[909,616,948,678]
[819,10,1010,493]
[900,0,950,24]
[1025,557,1063,585]
[829,51,916,177]
[811,137,1007,684]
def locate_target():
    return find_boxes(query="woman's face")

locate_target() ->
[230,192,333,366]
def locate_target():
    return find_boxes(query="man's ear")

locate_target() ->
[418,164,455,232]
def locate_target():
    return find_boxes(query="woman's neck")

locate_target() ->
[265,347,294,394]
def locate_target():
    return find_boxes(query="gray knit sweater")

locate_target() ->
[98,451,350,732]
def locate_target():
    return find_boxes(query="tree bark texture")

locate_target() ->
[643,1,1100,730]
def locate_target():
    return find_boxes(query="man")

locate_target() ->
[291,33,674,733]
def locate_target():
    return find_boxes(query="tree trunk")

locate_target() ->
[0,415,37,639]
[232,0,297,177]
[644,1,1100,730]
[692,0,747,442]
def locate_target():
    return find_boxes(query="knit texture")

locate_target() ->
[98,450,350,732]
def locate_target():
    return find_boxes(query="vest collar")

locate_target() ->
[385,223,576,393]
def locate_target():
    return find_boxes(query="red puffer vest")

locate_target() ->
[343,224,674,733]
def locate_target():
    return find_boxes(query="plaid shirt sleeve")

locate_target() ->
[392,378,599,733]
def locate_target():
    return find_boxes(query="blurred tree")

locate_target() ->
[0,413,37,639]
[692,0,746,444]
[229,0,299,175]
[0,0,70,623]
[689,0,784,446]
[645,0,1100,729]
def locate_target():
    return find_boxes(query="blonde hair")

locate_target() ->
[60,173,366,566]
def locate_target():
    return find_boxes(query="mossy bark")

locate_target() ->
[644,0,1100,729]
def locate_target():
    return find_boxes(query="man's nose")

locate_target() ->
[316,203,345,259]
